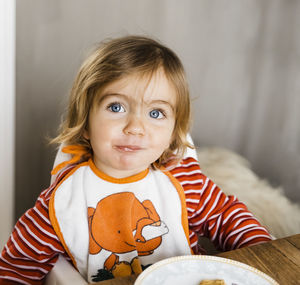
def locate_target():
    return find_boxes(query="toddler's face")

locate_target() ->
[85,69,176,178]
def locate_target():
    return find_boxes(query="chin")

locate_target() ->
[118,164,148,175]
[115,159,147,171]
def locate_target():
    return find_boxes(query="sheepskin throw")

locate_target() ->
[196,147,300,239]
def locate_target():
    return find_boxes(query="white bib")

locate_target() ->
[49,159,191,283]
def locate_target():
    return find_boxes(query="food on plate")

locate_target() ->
[199,280,226,285]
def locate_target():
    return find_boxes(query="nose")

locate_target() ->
[123,115,145,136]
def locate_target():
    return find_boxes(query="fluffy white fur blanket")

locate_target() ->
[196,147,300,239]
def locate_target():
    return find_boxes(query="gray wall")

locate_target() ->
[16,0,300,219]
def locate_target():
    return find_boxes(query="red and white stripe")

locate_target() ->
[0,158,271,284]
[170,157,271,253]
[0,166,74,284]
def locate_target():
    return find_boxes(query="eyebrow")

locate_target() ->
[148,100,175,111]
[99,93,175,111]
[97,93,126,104]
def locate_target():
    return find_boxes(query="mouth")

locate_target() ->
[114,145,143,153]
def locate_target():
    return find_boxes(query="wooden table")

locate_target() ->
[218,234,300,284]
[93,234,300,285]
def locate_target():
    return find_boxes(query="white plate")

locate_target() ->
[135,255,279,285]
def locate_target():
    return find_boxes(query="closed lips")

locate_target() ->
[114,145,143,152]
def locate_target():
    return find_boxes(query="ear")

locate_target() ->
[83,129,90,140]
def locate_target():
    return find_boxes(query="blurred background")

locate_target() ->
[1,0,300,245]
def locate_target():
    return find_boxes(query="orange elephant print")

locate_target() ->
[88,192,169,281]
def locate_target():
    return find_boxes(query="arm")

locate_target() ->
[171,157,272,253]
[0,186,68,284]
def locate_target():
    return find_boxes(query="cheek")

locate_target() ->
[167,119,176,140]
[166,122,176,148]
[89,116,117,139]
[157,125,175,149]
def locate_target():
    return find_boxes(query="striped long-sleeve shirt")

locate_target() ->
[0,157,271,284]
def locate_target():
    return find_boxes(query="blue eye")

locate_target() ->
[150,109,164,119]
[108,103,124,113]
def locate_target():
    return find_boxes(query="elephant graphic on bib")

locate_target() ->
[88,192,169,280]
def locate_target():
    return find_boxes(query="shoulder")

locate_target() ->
[168,157,217,199]
[169,157,203,180]
[168,157,210,194]
[42,164,80,204]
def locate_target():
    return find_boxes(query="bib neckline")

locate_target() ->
[88,158,149,184]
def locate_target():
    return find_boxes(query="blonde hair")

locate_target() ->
[52,35,192,167]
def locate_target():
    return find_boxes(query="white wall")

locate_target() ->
[0,0,15,247]
[15,1,300,219]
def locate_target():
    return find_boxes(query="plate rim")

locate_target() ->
[134,255,279,285]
